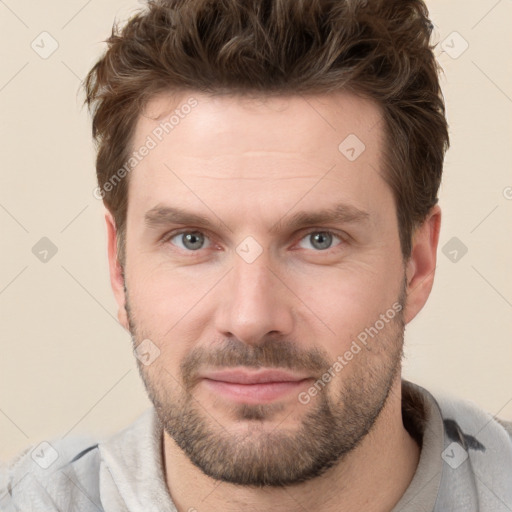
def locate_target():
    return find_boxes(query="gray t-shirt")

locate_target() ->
[2,380,512,511]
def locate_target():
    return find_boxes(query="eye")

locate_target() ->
[167,231,212,251]
[297,231,343,251]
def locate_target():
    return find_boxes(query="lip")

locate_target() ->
[201,368,311,384]
[200,368,312,404]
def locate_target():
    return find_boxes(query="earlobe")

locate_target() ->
[105,211,129,331]
[403,205,441,324]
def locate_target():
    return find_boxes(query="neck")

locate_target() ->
[162,376,420,512]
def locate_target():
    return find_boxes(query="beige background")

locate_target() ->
[0,0,511,462]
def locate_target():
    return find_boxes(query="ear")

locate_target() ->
[403,205,441,324]
[105,211,129,331]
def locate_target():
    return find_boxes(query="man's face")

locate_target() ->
[115,91,410,486]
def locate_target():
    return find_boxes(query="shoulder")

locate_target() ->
[0,409,156,511]
[0,435,102,511]
[496,417,512,440]
[432,388,512,448]
[427,386,512,509]
[403,381,512,510]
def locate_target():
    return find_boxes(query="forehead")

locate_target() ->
[127,91,390,224]
[134,90,383,165]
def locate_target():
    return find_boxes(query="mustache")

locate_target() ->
[180,337,331,390]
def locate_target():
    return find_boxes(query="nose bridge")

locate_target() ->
[234,253,274,304]
[214,249,294,344]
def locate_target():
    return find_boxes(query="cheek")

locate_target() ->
[293,262,402,353]
[126,261,202,327]
[138,357,184,406]
[125,263,216,367]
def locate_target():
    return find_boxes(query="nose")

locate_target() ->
[214,251,295,346]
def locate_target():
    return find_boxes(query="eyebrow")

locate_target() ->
[269,203,370,234]
[144,203,370,234]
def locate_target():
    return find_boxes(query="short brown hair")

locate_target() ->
[84,0,449,263]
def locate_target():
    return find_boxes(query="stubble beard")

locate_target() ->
[126,286,406,487]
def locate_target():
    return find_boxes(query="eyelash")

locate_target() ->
[161,228,346,254]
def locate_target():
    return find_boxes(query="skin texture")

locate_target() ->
[106,91,440,512]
